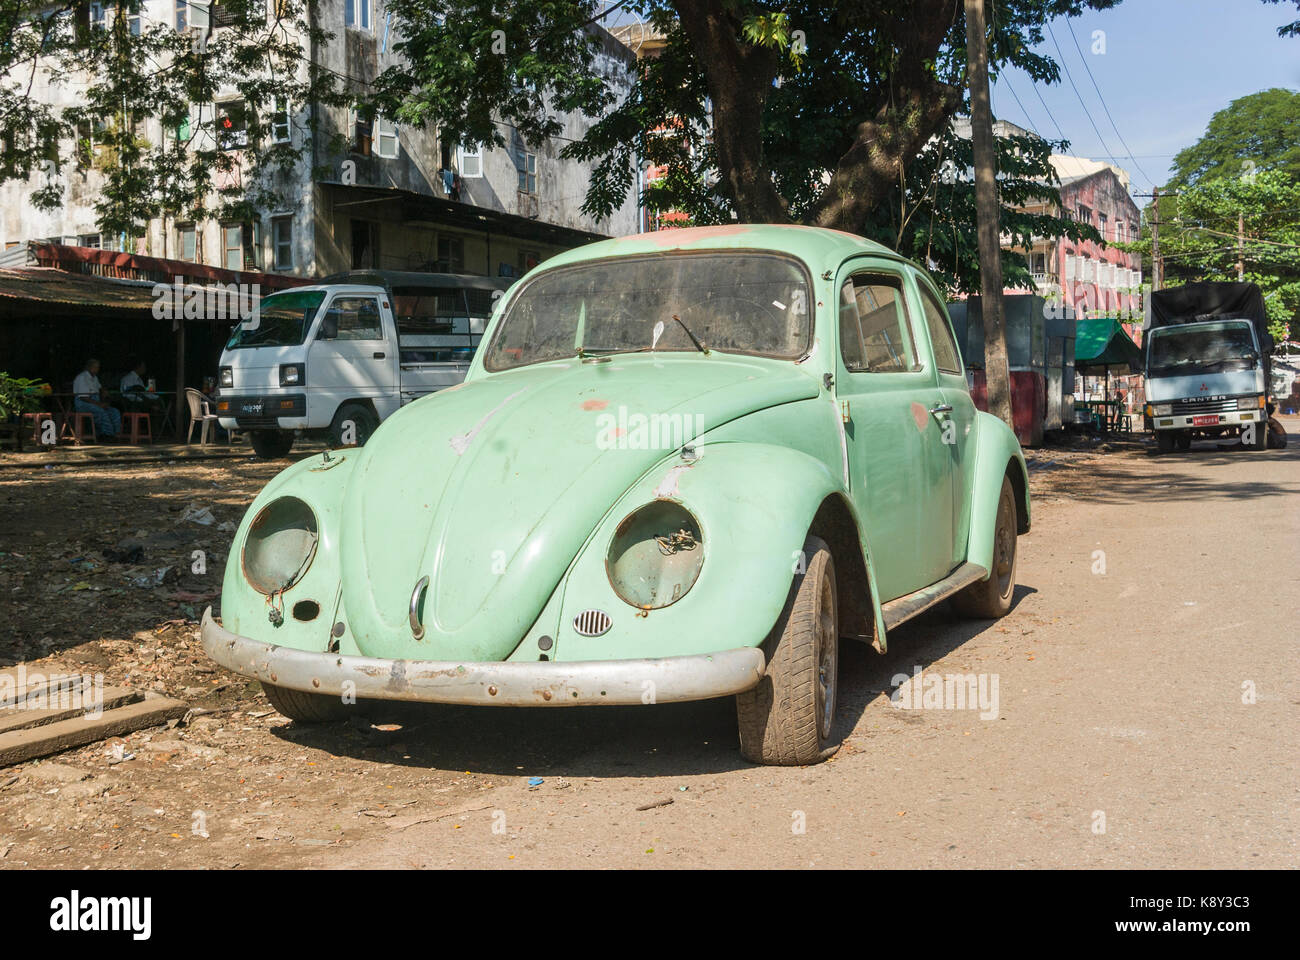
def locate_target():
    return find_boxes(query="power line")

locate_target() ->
[1044,22,1119,173]
[998,75,1043,137]
[1062,18,1158,190]
[1026,75,1069,146]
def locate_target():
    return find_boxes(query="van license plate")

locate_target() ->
[241,401,264,415]
[1192,414,1219,426]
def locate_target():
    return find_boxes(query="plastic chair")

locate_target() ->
[122,411,152,444]
[185,388,219,444]
[22,411,56,445]
[60,412,98,444]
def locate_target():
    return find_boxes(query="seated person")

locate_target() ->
[73,358,122,439]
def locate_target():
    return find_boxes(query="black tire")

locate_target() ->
[250,429,294,460]
[952,475,1018,619]
[1155,430,1177,454]
[329,402,379,448]
[1246,419,1268,451]
[736,535,838,766]
[1176,433,1192,450]
[262,682,349,722]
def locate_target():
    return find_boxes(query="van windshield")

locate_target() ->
[225,290,327,349]
[1147,320,1258,377]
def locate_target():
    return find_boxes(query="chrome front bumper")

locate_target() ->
[201,608,766,707]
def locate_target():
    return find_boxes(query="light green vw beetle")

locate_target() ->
[202,225,1029,765]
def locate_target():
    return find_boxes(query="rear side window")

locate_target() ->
[839,274,915,373]
[918,285,963,374]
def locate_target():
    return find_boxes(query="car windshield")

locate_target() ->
[225,290,327,349]
[1147,321,1257,376]
[482,252,812,371]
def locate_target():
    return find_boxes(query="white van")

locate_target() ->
[216,271,512,459]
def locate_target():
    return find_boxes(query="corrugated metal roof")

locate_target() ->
[0,267,160,316]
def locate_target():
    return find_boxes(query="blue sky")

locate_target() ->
[991,0,1300,194]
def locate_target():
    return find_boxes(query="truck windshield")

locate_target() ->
[225,290,327,349]
[1147,321,1258,377]
[482,252,812,371]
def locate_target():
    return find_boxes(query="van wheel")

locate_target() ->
[952,475,1018,619]
[250,430,294,460]
[736,536,838,766]
[330,403,378,448]
[261,683,349,722]
[1155,430,1177,454]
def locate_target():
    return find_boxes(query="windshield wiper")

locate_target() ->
[672,314,710,355]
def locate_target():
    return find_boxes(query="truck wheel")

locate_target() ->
[952,475,1018,619]
[1155,430,1177,454]
[250,429,294,460]
[1247,420,1268,451]
[261,682,349,722]
[736,536,838,766]
[1176,433,1192,450]
[330,403,378,448]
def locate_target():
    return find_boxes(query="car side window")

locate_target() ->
[918,286,963,374]
[839,274,915,374]
[322,296,383,341]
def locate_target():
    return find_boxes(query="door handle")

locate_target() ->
[929,403,953,417]
[409,575,429,641]
[373,352,386,359]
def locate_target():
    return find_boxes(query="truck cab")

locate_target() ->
[1143,283,1274,453]
[217,271,512,459]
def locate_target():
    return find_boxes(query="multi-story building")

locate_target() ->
[0,1,640,278]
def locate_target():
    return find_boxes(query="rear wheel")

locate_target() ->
[329,402,379,448]
[736,536,838,766]
[250,429,294,460]
[262,682,349,722]
[1155,430,1177,454]
[952,475,1018,619]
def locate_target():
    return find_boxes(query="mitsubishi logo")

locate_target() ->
[1199,383,1209,391]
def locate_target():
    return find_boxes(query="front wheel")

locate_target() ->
[736,536,838,766]
[262,682,349,722]
[250,429,294,460]
[1176,433,1192,450]
[952,475,1018,619]
[329,402,379,448]
[1155,430,1177,454]
[1246,420,1268,451]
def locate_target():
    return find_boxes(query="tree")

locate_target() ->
[377,0,1117,243]
[1262,0,1300,37]
[1167,88,1300,190]
[0,0,348,241]
[1120,172,1299,342]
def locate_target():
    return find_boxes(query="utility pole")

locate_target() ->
[1237,211,1245,279]
[964,0,1013,428]
[1150,186,1161,291]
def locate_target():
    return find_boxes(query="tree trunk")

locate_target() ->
[964,0,1014,429]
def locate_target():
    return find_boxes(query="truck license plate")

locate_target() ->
[1192,414,1219,426]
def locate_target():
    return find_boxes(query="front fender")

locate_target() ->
[552,441,885,661]
[966,411,1031,575]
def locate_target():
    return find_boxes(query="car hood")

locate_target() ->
[337,354,820,660]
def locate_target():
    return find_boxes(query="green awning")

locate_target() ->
[1075,317,1141,371]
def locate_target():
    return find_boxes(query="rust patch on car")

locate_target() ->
[910,402,929,433]
[581,398,609,411]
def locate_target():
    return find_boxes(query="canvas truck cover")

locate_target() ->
[1148,281,1270,343]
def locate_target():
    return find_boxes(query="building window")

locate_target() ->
[89,2,106,29]
[351,219,380,268]
[176,114,192,143]
[216,100,248,150]
[516,148,537,194]
[437,236,465,273]
[175,0,187,30]
[221,223,256,271]
[458,144,482,178]
[374,116,398,159]
[270,97,291,144]
[1098,213,1108,241]
[127,12,142,35]
[345,0,370,30]
[271,216,293,271]
[1077,204,1092,225]
[78,233,101,249]
[351,110,372,156]
[178,223,197,262]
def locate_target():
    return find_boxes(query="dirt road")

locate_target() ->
[1,430,1296,868]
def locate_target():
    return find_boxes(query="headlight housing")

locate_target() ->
[1153,403,1172,417]
[219,366,233,387]
[606,501,704,610]
[1237,395,1264,410]
[242,496,318,595]
[279,363,305,386]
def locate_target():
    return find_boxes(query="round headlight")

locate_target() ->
[606,501,704,610]
[242,497,319,595]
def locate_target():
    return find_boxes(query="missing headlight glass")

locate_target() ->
[606,501,704,610]
[242,496,319,595]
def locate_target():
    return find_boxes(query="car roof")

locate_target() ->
[318,270,514,291]
[538,224,912,272]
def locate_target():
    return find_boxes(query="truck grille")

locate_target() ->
[1170,397,1237,416]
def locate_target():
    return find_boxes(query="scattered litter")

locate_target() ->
[179,504,216,526]
[635,797,674,811]
[526,776,544,788]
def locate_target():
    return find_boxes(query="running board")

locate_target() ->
[881,562,988,631]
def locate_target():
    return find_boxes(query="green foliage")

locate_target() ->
[1168,88,1300,189]
[1121,172,1300,341]
[1261,0,1300,37]
[0,373,50,419]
